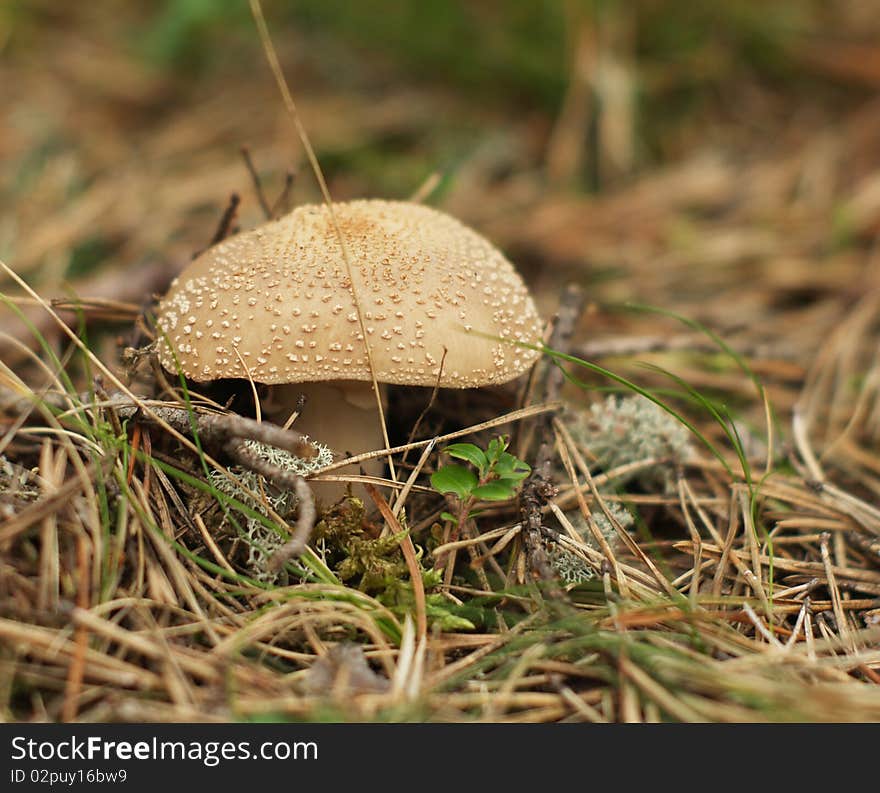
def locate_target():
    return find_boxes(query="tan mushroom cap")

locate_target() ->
[156,199,543,387]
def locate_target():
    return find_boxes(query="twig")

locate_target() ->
[109,395,315,462]
[190,193,241,260]
[675,540,880,590]
[240,146,272,219]
[270,171,296,218]
[820,532,856,653]
[520,283,585,586]
[224,436,309,490]
[266,476,317,572]
[519,474,561,586]
[0,259,178,364]
[846,530,880,563]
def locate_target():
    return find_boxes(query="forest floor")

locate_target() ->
[4,6,880,722]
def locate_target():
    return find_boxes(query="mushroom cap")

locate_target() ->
[156,199,543,387]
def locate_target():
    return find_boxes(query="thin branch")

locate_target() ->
[266,477,316,572]
[270,171,296,218]
[192,193,241,259]
[520,282,585,588]
[240,146,272,220]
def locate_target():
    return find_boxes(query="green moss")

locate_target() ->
[313,497,410,589]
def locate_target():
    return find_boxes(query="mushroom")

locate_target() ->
[155,199,543,502]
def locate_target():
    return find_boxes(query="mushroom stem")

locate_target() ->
[261,380,387,506]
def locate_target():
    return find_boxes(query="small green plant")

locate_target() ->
[431,436,530,532]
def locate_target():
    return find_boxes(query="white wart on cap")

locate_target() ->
[156,199,543,387]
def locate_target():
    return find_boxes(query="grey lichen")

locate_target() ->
[209,437,332,582]
[568,395,692,491]
[546,544,594,586]
[546,502,635,586]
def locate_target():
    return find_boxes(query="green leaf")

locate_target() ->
[444,443,488,474]
[496,470,530,483]
[485,436,508,465]
[431,464,478,500]
[440,511,457,523]
[495,452,530,478]
[471,481,517,501]
[425,595,476,631]
[425,593,478,631]
[428,610,476,631]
